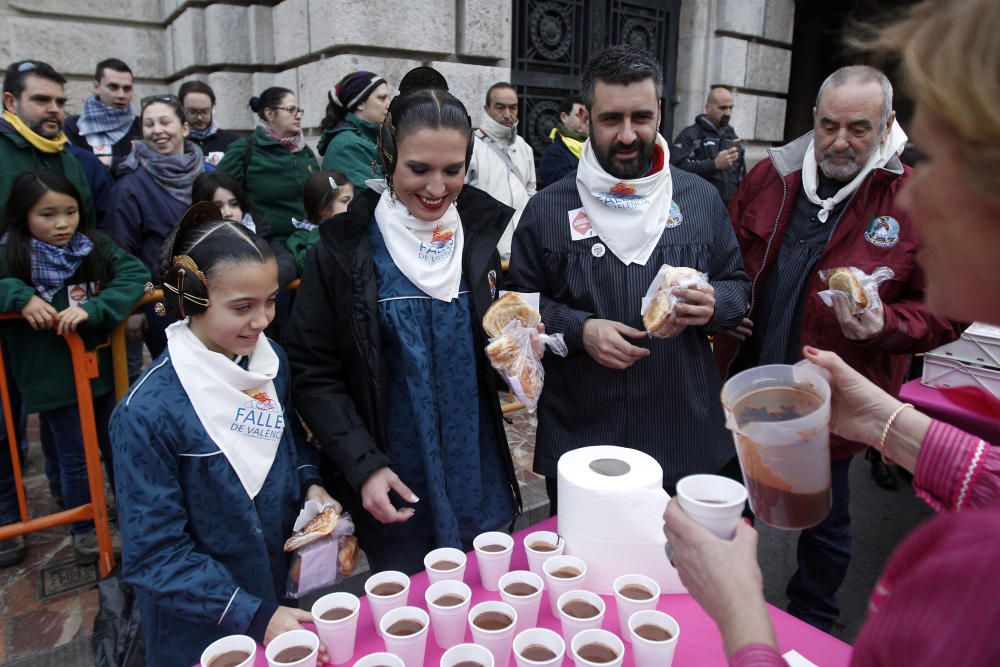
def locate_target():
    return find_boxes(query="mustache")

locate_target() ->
[823,146,857,161]
[610,139,644,157]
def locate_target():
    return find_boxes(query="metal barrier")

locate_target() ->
[0,313,116,577]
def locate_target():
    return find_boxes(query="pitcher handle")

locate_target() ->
[793,358,832,385]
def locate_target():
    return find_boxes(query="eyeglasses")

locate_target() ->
[272,105,304,117]
[140,94,179,109]
[184,108,213,119]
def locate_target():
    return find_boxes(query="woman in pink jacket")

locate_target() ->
[664,1,1000,664]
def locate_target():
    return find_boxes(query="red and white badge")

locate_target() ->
[66,283,89,307]
[568,207,597,241]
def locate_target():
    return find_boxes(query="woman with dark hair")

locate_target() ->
[0,171,147,563]
[287,88,522,573]
[111,209,336,667]
[216,87,319,249]
[317,71,390,191]
[105,94,205,358]
[286,170,354,274]
[191,171,298,286]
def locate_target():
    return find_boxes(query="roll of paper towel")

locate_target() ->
[557,445,685,595]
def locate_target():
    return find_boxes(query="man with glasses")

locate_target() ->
[179,80,239,165]
[65,58,142,171]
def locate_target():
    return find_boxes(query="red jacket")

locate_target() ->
[716,133,957,459]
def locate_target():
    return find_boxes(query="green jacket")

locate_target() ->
[216,128,319,245]
[286,226,320,276]
[0,233,149,412]
[0,126,96,227]
[319,113,382,192]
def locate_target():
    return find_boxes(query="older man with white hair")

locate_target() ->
[716,64,956,633]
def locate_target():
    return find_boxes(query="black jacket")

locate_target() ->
[286,186,522,514]
[537,133,579,187]
[64,115,141,173]
[189,128,242,155]
[670,114,746,203]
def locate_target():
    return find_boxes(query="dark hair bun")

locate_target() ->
[248,96,261,113]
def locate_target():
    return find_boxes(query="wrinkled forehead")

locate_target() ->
[815,80,885,124]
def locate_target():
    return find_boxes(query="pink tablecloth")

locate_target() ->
[235,516,852,666]
[899,380,1000,444]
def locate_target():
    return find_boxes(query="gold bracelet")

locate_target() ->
[879,402,913,457]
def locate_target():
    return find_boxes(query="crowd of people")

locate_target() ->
[0,0,997,664]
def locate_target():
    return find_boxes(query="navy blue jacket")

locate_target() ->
[537,134,579,187]
[110,342,322,667]
[670,114,746,203]
[66,144,115,228]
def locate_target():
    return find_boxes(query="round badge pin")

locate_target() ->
[592,242,606,258]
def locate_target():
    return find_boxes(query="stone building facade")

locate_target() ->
[0,0,795,164]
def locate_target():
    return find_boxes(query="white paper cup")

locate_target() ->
[628,610,680,667]
[541,555,587,617]
[513,627,565,667]
[570,628,625,667]
[364,570,411,632]
[311,592,361,664]
[473,531,514,591]
[265,629,319,667]
[468,600,518,667]
[200,634,256,667]
[523,530,564,577]
[352,653,405,667]
[425,580,473,650]
[557,590,606,644]
[675,474,748,539]
[498,570,544,633]
[424,547,468,584]
[378,606,430,667]
[440,643,496,667]
[612,574,661,642]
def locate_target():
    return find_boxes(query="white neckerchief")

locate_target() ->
[166,320,283,499]
[575,133,673,266]
[374,188,465,302]
[802,120,908,222]
[479,115,515,145]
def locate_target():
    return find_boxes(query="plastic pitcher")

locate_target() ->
[720,361,832,529]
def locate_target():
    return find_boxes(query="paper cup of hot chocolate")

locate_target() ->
[513,627,565,667]
[311,592,361,664]
[473,531,514,591]
[200,634,256,667]
[424,547,468,584]
[378,606,429,667]
[468,600,518,667]
[557,590,606,643]
[440,643,496,667]
[570,628,625,667]
[264,629,319,667]
[498,570,545,632]
[675,474,748,539]
[523,530,564,577]
[541,555,587,617]
[352,653,404,667]
[364,570,410,632]
[627,609,680,667]
[425,580,473,649]
[612,574,660,642]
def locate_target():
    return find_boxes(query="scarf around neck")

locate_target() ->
[29,232,95,302]
[257,120,305,153]
[374,186,464,302]
[550,125,585,159]
[802,120,908,222]
[479,114,516,144]
[2,110,67,153]
[575,133,673,266]
[75,95,135,147]
[188,119,219,141]
[166,319,283,499]
[128,140,204,203]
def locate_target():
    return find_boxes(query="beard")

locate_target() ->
[718,115,730,127]
[29,116,64,139]
[818,146,866,181]
[593,135,656,180]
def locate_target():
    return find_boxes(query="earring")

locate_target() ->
[143,282,156,296]
[153,302,166,316]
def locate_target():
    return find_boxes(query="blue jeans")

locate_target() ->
[39,393,115,534]
[786,456,854,631]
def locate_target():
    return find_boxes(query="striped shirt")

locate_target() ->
[507,167,750,489]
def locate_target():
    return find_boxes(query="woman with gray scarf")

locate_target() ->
[105,94,205,360]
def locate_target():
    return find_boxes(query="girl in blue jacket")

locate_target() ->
[109,206,335,667]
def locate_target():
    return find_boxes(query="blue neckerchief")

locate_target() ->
[29,233,95,302]
[75,95,135,146]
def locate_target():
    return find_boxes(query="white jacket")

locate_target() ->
[466,130,537,259]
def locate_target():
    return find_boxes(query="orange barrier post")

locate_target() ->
[0,313,115,577]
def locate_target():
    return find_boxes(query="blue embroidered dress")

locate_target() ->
[368,225,514,548]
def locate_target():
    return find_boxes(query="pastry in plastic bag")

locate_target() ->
[818,266,895,315]
[641,265,709,338]
[483,291,542,337]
